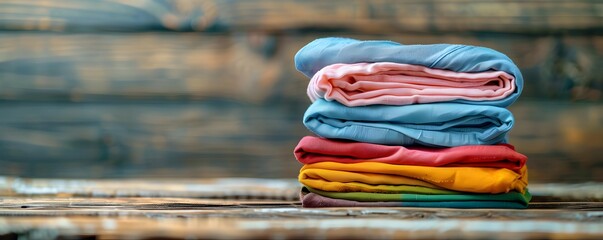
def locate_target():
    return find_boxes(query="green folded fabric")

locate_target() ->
[304,186,531,205]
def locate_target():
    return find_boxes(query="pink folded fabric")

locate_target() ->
[308,62,516,106]
[294,136,527,172]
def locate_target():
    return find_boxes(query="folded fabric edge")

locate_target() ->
[293,136,527,172]
[302,186,531,205]
[300,187,529,209]
[307,62,517,107]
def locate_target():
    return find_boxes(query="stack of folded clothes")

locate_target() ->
[293,37,530,209]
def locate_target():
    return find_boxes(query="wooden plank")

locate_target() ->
[0,201,602,239]
[1,198,603,217]
[0,0,600,33]
[509,101,603,182]
[1,100,602,181]
[0,178,601,239]
[0,197,299,210]
[1,177,602,202]
[530,183,603,202]
[0,177,300,199]
[0,32,296,103]
[0,101,308,179]
[1,216,601,239]
[1,33,602,102]
[0,197,602,237]
[218,0,603,34]
[1,196,603,213]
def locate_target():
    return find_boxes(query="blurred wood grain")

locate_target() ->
[0,32,294,103]
[0,2,601,239]
[509,101,603,182]
[0,33,601,102]
[0,178,602,239]
[2,216,602,239]
[1,176,601,202]
[0,100,601,182]
[0,0,601,33]
[0,101,307,178]
[0,176,300,199]
[0,0,601,183]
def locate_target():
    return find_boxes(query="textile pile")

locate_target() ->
[293,37,530,209]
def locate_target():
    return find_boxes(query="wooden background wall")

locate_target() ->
[0,0,602,182]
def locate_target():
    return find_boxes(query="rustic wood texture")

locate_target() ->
[1,177,602,201]
[0,100,602,181]
[0,0,601,33]
[0,2,601,238]
[2,216,602,240]
[0,178,602,239]
[509,101,603,182]
[0,176,300,199]
[0,32,291,103]
[0,33,601,102]
[0,101,307,179]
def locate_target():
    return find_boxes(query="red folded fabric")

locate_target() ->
[294,136,527,172]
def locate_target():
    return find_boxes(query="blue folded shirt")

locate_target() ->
[303,99,514,147]
[295,37,523,107]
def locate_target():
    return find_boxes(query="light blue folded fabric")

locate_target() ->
[295,37,523,107]
[303,99,514,147]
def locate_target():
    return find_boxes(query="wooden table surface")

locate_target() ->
[0,177,602,239]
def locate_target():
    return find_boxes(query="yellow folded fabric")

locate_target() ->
[299,162,528,194]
